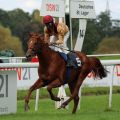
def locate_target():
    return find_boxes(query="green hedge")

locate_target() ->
[17,86,120,100]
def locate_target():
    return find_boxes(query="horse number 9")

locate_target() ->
[0,75,8,98]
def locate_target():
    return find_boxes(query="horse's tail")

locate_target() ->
[89,57,108,79]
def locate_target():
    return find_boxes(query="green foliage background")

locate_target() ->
[0,25,24,56]
[0,9,120,56]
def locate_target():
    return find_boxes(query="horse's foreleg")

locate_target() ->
[47,79,62,101]
[24,79,44,111]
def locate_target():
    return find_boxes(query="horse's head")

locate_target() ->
[26,33,44,61]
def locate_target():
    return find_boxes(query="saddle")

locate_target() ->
[58,52,81,69]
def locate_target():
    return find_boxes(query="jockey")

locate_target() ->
[43,15,69,53]
[43,15,78,68]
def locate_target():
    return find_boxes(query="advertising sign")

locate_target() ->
[74,19,87,51]
[41,0,65,17]
[70,1,96,19]
[0,71,17,115]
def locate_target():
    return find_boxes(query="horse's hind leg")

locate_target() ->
[68,82,79,114]
[47,79,62,101]
[25,79,44,111]
[61,68,90,113]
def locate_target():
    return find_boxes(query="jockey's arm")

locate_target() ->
[44,27,50,44]
[57,35,64,44]
[56,23,69,44]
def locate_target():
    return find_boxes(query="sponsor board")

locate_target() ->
[0,71,17,115]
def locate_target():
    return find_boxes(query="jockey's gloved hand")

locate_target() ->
[49,42,56,46]
[55,40,63,45]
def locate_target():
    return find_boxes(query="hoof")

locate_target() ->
[24,104,30,112]
[56,97,61,101]
[72,111,76,114]
[57,107,62,109]
[60,104,66,109]
[53,97,61,101]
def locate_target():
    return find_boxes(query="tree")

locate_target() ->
[31,9,43,23]
[82,20,101,54]
[0,9,10,27]
[0,25,25,56]
[94,37,120,54]
[7,9,44,52]
[82,11,113,54]
[8,9,31,37]
[21,21,44,52]
[96,11,112,38]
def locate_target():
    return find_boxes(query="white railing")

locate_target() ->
[0,63,39,68]
[0,53,120,62]
[0,59,120,68]
[0,59,120,110]
[0,57,26,59]
[87,53,120,57]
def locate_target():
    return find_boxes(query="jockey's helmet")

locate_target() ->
[43,15,53,24]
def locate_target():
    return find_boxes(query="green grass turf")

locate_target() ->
[0,94,120,120]
[90,55,120,60]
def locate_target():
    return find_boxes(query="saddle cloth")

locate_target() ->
[58,52,81,69]
[58,52,81,84]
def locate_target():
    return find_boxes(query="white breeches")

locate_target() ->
[49,32,70,54]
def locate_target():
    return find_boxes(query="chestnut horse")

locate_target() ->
[25,33,107,114]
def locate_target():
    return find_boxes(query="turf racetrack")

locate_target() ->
[1,94,120,120]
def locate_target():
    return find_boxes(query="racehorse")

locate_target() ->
[25,33,107,114]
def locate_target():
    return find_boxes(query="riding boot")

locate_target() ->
[66,59,75,67]
[66,55,76,67]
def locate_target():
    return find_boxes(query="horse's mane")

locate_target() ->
[30,33,44,40]
[29,32,57,53]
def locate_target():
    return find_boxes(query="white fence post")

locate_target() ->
[35,89,40,111]
[78,86,82,109]
[55,86,69,109]
[109,65,115,108]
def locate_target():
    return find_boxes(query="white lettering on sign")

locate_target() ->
[40,0,65,17]
[70,1,96,19]
[0,71,17,115]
